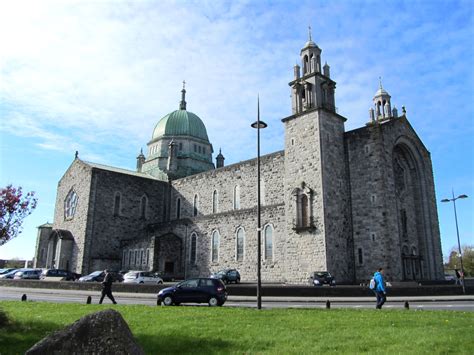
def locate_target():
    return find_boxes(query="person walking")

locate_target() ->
[99,269,117,304]
[373,267,386,309]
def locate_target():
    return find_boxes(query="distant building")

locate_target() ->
[34,36,444,283]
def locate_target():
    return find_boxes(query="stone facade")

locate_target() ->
[34,37,444,283]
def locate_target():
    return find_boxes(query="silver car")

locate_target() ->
[13,269,42,280]
[123,271,163,284]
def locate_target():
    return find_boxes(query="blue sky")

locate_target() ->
[0,0,473,262]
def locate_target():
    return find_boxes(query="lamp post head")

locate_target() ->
[251,121,268,129]
[458,194,468,199]
[441,199,450,203]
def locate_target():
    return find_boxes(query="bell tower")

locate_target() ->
[290,27,336,114]
[283,31,353,283]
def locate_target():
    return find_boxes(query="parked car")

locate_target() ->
[157,278,227,306]
[210,269,241,284]
[0,268,16,275]
[444,274,456,282]
[40,269,80,281]
[310,271,336,286]
[123,271,163,284]
[78,270,123,282]
[13,269,42,280]
[0,269,21,279]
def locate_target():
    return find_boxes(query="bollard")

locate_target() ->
[404,301,409,310]
[326,300,331,309]
[21,294,27,302]
[86,296,92,304]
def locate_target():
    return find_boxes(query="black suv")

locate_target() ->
[310,271,336,286]
[211,269,241,284]
[157,278,227,306]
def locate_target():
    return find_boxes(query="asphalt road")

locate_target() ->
[1,287,473,311]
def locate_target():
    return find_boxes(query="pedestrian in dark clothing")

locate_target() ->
[99,269,117,304]
[373,267,386,309]
[455,269,462,285]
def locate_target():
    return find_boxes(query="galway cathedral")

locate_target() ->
[34,36,444,284]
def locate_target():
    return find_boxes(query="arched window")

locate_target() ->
[193,194,199,217]
[309,54,314,72]
[113,192,121,216]
[128,250,132,265]
[233,185,240,210]
[264,225,273,262]
[303,55,309,73]
[236,227,245,261]
[358,248,363,264]
[64,189,79,219]
[301,194,309,227]
[402,245,409,255]
[140,195,148,219]
[212,190,218,214]
[176,198,181,219]
[412,246,417,255]
[211,230,220,262]
[190,233,197,264]
[146,249,150,265]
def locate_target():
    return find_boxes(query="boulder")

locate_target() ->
[26,309,144,355]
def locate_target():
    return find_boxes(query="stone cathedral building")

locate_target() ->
[34,37,444,283]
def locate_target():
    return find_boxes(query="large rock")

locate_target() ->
[26,309,144,355]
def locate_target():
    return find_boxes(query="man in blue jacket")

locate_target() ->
[373,267,386,309]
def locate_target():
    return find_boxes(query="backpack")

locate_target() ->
[369,277,376,290]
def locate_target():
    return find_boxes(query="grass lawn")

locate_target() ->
[0,301,473,354]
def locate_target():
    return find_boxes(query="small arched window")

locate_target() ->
[176,198,181,219]
[301,194,309,227]
[264,225,273,262]
[212,190,218,214]
[113,192,121,216]
[303,55,309,73]
[190,233,197,264]
[140,195,148,219]
[193,194,199,217]
[236,227,245,261]
[211,230,220,262]
[64,189,79,219]
[402,245,409,256]
[233,185,240,210]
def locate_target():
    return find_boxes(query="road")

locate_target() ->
[1,286,473,311]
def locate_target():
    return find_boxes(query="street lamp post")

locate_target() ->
[441,191,468,294]
[251,96,267,310]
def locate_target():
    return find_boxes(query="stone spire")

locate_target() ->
[216,148,225,168]
[136,148,145,172]
[179,80,187,110]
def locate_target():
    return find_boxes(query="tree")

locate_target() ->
[0,185,38,246]
[444,245,474,277]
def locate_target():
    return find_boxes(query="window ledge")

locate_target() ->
[292,225,316,232]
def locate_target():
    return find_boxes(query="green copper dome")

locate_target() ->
[152,109,210,142]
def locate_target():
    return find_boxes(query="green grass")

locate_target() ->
[0,301,473,354]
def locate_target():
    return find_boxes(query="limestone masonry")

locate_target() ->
[34,36,444,284]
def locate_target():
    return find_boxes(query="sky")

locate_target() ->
[0,0,473,262]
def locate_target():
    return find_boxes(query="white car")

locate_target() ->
[123,271,163,284]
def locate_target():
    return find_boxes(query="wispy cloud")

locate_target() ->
[0,0,472,259]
